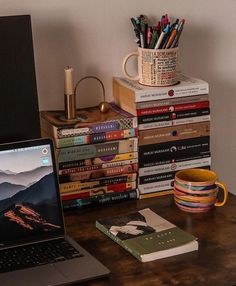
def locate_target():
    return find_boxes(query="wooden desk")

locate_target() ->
[64,193,236,286]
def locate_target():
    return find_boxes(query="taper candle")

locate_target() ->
[64,66,76,120]
[64,66,74,95]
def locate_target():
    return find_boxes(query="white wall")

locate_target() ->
[1,0,236,194]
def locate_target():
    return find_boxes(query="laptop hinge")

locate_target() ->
[0,235,65,250]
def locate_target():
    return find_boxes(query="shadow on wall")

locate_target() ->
[35,18,106,110]
[179,23,218,76]
[34,18,82,109]
[209,77,236,192]
[178,23,236,192]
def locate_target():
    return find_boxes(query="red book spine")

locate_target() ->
[61,183,134,201]
[137,101,209,116]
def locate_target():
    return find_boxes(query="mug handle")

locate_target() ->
[122,51,139,81]
[215,181,228,207]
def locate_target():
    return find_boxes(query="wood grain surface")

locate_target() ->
[64,193,236,286]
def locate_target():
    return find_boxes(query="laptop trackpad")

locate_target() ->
[0,264,68,286]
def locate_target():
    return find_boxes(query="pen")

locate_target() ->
[130,17,141,46]
[148,28,158,49]
[155,24,170,49]
[160,15,165,31]
[156,21,161,36]
[140,16,148,48]
[147,26,153,47]
[165,21,179,49]
[170,19,185,48]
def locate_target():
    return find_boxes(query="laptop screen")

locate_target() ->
[0,139,64,247]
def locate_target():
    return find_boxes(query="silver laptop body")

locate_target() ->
[0,138,110,286]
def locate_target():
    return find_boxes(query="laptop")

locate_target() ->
[0,138,110,285]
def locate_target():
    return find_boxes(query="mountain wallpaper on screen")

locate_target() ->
[0,165,62,241]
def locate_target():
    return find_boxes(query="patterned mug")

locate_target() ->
[122,47,178,87]
[174,168,228,213]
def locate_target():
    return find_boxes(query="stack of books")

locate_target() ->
[40,103,139,209]
[113,74,211,199]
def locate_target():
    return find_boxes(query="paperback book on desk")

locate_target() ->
[96,208,198,262]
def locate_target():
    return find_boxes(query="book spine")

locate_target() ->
[139,152,211,168]
[55,128,137,148]
[57,117,138,138]
[139,171,176,185]
[63,189,139,209]
[59,163,138,182]
[139,166,210,185]
[135,84,209,103]
[138,167,210,194]
[138,136,210,168]
[136,94,209,109]
[95,220,141,262]
[137,108,210,125]
[61,182,137,201]
[58,151,138,170]
[115,78,209,103]
[139,190,173,199]
[138,179,175,194]
[57,138,138,163]
[138,156,211,177]
[137,101,209,117]
[138,115,210,130]
[60,173,137,193]
[59,158,139,175]
[138,121,210,146]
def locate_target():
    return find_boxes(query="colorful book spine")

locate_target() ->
[136,101,209,116]
[59,163,138,183]
[60,173,137,193]
[59,158,138,175]
[58,152,138,170]
[61,182,137,201]
[57,117,137,138]
[56,138,138,163]
[54,128,137,148]
[63,189,139,210]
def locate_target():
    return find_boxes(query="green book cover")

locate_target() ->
[96,208,198,262]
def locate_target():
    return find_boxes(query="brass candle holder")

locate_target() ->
[74,76,110,114]
[62,75,110,122]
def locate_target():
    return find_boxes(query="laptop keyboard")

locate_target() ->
[0,238,83,273]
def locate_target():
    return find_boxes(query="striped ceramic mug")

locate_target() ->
[174,168,228,213]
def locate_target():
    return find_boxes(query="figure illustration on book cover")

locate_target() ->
[102,212,156,240]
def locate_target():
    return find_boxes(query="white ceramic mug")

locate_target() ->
[122,47,178,87]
